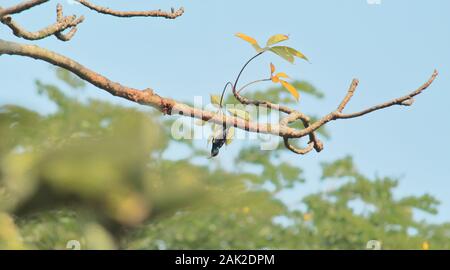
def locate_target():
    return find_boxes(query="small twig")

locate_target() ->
[76,0,184,19]
[284,138,315,155]
[337,79,359,113]
[0,3,84,41]
[54,4,84,42]
[336,70,438,119]
[290,70,439,139]
[1,14,84,41]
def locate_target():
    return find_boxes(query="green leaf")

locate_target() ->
[269,46,295,63]
[210,95,221,106]
[285,46,309,62]
[269,46,309,63]
[226,127,235,145]
[266,34,289,46]
[227,108,251,121]
[253,44,264,53]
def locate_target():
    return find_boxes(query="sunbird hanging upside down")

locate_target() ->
[210,125,228,158]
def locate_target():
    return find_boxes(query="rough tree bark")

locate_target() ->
[0,0,438,155]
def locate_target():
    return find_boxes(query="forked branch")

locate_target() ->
[0,0,184,42]
[1,4,84,41]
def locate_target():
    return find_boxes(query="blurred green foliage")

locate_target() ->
[0,69,449,250]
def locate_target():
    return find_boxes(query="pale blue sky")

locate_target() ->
[1,0,449,222]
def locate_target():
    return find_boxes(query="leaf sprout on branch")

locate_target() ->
[207,33,309,157]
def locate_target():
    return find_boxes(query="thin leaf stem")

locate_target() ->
[237,78,271,94]
[233,51,265,94]
[219,81,233,108]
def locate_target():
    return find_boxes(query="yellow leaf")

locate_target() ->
[235,33,262,52]
[280,80,300,101]
[271,76,280,83]
[236,33,258,45]
[276,72,289,79]
[422,241,430,250]
[266,34,289,46]
[210,94,221,106]
[270,63,276,74]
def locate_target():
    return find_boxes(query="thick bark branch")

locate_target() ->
[0,39,274,136]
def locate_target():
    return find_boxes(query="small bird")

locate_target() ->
[210,126,228,158]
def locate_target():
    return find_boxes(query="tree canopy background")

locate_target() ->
[0,69,449,250]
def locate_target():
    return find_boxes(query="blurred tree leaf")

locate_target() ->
[54,67,86,90]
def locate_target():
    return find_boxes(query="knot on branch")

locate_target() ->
[400,98,415,106]
[280,112,323,154]
[160,99,174,115]
[142,88,155,96]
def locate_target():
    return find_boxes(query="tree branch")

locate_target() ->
[1,2,84,42]
[0,0,48,17]
[0,38,263,135]
[0,39,438,155]
[76,0,184,19]
[1,4,84,41]
[284,138,315,155]
[1,0,183,44]
[337,79,359,113]
[336,72,438,119]
[287,71,438,140]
